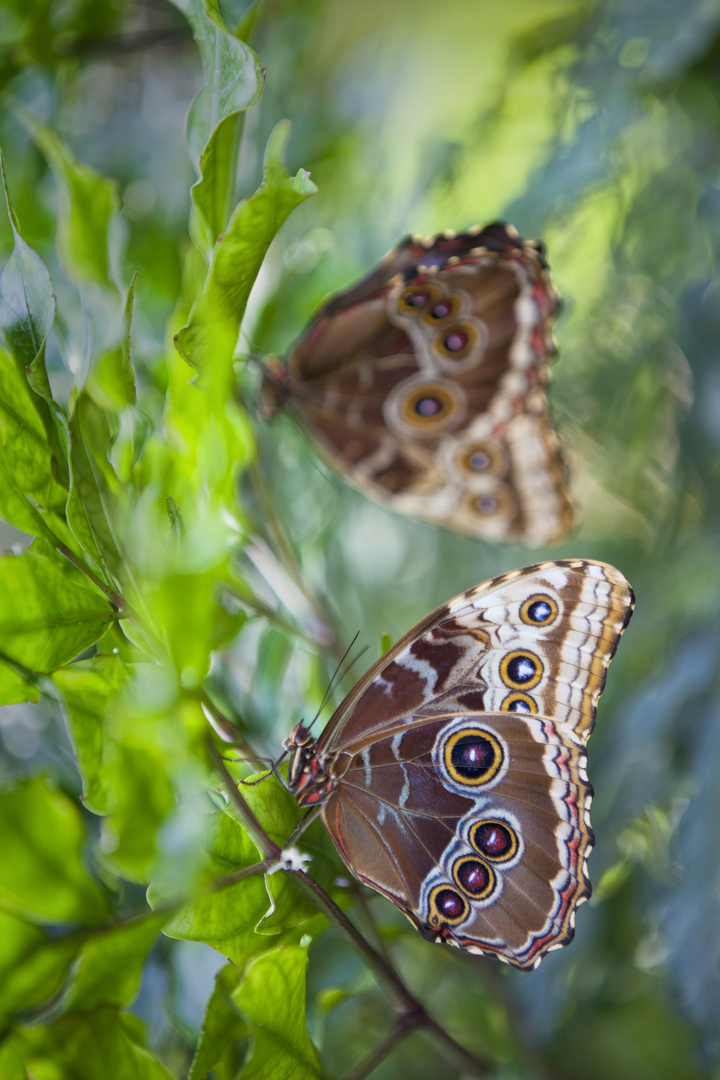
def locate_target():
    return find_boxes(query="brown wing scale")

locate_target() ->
[264,223,574,545]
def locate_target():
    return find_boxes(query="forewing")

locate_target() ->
[323,559,634,752]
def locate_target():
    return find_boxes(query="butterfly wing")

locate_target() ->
[267,223,573,545]
[321,709,591,970]
[314,559,633,967]
[323,559,634,752]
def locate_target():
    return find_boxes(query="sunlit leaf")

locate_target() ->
[0,547,115,705]
[15,105,120,288]
[67,393,127,583]
[231,946,322,1080]
[175,121,316,392]
[0,775,109,924]
[188,962,247,1080]
[52,652,131,815]
[0,151,55,369]
[86,273,138,411]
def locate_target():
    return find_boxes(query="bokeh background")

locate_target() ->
[2,0,720,1077]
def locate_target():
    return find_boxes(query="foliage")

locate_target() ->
[0,0,719,1077]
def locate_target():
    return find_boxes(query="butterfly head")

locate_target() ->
[284,723,337,808]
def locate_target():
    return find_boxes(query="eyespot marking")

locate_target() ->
[500,691,537,714]
[520,594,558,626]
[470,820,519,863]
[443,727,504,787]
[452,856,496,899]
[500,650,543,690]
[428,884,469,927]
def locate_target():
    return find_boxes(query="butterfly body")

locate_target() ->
[265,223,573,545]
[285,559,634,969]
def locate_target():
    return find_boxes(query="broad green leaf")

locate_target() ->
[175,121,316,393]
[0,548,114,705]
[67,393,126,583]
[0,151,55,370]
[0,157,70,488]
[85,273,138,411]
[64,912,167,1011]
[16,106,120,289]
[170,0,264,245]
[0,775,109,924]
[150,805,272,964]
[232,946,323,1080]
[0,347,71,547]
[52,653,131,815]
[11,1005,176,1080]
[0,1041,26,1080]
[188,962,247,1080]
[0,910,80,1023]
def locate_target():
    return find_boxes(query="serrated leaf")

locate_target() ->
[16,106,120,288]
[11,1005,176,1080]
[188,963,247,1080]
[0,775,110,924]
[0,548,114,705]
[52,653,131,814]
[232,946,323,1080]
[175,121,316,392]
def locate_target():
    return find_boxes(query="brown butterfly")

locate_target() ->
[264,222,574,545]
[285,559,634,969]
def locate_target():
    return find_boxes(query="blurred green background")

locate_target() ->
[1,0,720,1077]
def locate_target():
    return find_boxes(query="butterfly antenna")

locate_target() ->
[305,632,366,735]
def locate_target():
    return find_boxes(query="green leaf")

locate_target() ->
[0,910,80,1023]
[232,946,323,1080]
[85,273,138,411]
[170,0,264,245]
[150,805,272,964]
[0,548,114,705]
[11,1006,176,1080]
[0,150,55,370]
[15,105,120,289]
[0,775,110,924]
[0,347,70,541]
[188,962,247,1080]
[174,121,316,393]
[52,653,131,815]
[67,393,126,583]
[64,912,167,1010]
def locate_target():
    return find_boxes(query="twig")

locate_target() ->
[54,539,126,611]
[210,740,281,860]
[341,1013,424,1080]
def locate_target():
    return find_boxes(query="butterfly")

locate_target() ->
[263,222,574,546]
[285,559,634,969]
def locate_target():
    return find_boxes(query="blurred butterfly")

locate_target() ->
[285,559,634,969]
[263,222,574,546]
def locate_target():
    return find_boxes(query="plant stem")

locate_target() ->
[210,740,281,860]
[54,539,126,610]
[289,869,490,1076]
[341,1014,423,1080]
